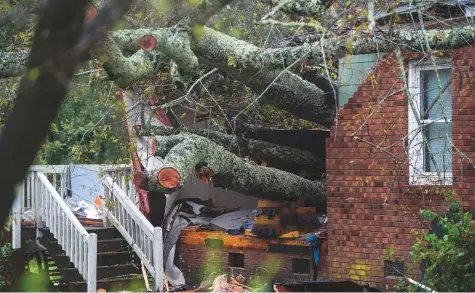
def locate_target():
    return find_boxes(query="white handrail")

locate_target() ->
[103,167,138,206]
[101,175,163,292]
[36,173,97,292]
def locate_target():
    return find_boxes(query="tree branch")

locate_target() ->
[187,0,234,26]
[262,0,327,19]
[146,125,323,167]
[95,35,163,87]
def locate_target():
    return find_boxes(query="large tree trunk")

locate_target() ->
[134,134,326,205]
[145,125,322,168]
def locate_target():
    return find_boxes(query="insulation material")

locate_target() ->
[209,209,254,231]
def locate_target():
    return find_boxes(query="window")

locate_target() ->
[228,253,244,268]
[384,260,405,277]
[408,61,452,185]
[292,258,311,274]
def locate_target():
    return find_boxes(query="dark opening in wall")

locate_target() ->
[228,253,244,268]
[292,258,311,274]
[384,260,404,277]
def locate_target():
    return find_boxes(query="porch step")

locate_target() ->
[40,226,147,291]
[97,251,137,266]
[68,275,146,292]
[41,227,123,241]
[84,227,122,240]
[44,238,129,253]
[61,263,142,283]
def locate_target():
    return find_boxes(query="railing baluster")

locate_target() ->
[52,174,57,193]
[121,173,126,195]
[12,184,22,249]
[27,174,31,210]
[74,230,78,266]
[153,227,163,292]
[69,222,73,257]
[87,233,97,293]
[60,171,65,197]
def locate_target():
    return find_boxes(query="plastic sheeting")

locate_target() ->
[66,197,102,220]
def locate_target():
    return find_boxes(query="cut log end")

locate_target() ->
[140,35,157,52]
[157,167,181,189]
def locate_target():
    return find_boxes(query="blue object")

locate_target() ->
[306,234,321,266]
[226,221,255,235]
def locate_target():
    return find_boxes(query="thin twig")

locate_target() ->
[153,68,218,111]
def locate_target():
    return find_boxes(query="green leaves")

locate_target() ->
[31,67,128,165]
[400,194,475,292]
[0,244,12,290]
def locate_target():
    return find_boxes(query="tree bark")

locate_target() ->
[146,125,323,167]
[0,50,30,78]
[263,0,327,19]
[135,135,326,205]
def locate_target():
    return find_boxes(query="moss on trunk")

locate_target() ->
[0,50,29,78]
[137,135,326,205]
[146,125,322,167]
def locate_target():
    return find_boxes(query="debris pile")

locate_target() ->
[170,274,253,292]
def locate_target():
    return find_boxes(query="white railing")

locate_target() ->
[22,172,97,292]
[101,175,163,292]
[29,165,69,197]
[102,166,138,206]
[12,166,69,249]
[18,164,133,215]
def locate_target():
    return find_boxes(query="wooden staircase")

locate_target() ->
[13,168,163,292]
[39,226,148,292]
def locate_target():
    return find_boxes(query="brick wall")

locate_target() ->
[176,229,329,286]
[326,45,475,290]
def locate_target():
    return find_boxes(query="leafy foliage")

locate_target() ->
[398,192,475,292]
[0,67,128,165]
[0,243,12,290]
[36,70,128,165]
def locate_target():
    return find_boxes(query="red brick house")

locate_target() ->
[326,46,475,290]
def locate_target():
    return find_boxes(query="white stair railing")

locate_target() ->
[35,172,97,292]
[101,175,163,292]
[102,166,138,206]
[29,165,69,197]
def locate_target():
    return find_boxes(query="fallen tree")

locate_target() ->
[143,124,322,168]
[1,0,475,211]
[133,134,326,205]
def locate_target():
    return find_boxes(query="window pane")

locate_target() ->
[421,69,452,120]
[424,122,452,173]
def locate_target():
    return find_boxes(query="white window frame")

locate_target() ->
[408,60,453,186]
